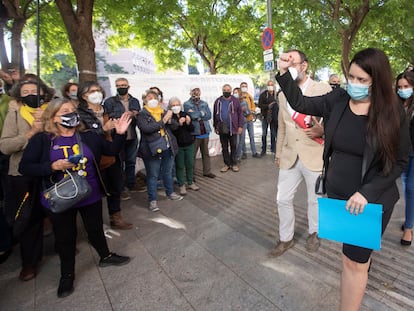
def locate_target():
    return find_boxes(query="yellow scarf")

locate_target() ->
[20,103,48,126]
[145,105,165,136]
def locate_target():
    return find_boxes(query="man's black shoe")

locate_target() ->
[99,253,130,267]
[57,274,74,298]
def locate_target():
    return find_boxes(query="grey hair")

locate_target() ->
[168,96,181,109]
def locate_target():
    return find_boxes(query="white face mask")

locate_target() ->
[288,67,298,81]
[241,87,248,93]
[147,99,159,108]
[171,106,181,114]
[88,91,103,105]
[267,85,274,91]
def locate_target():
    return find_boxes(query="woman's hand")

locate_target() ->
[51,159,75,171]
[179,117,186,125]
[113,112,131,135]
[103,118,116,132]
[346,192,368,215]
[185,115,191,125]
[277,53,293,75]
[163,110,173,124]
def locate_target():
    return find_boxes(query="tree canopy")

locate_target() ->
[0,0,413,86]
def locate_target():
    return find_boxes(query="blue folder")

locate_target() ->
[318,198,382,250]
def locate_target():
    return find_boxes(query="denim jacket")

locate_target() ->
[183,98,212,136]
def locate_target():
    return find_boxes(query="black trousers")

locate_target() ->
[101,158,123,215]
[47,200,110,275]
[4,175,43,267]
[219,133,238,167]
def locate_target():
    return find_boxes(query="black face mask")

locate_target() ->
[117,87,129,96]
[59,112,80,128]
[330,83,340,89]
[22,94,44,108]
[223,92,231,98]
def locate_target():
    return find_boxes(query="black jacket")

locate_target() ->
[258,90,276,115]
[171,112,195,147]
[276,71,411,210]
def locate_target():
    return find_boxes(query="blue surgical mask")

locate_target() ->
[397,88,413,100]
[347,82,370,101]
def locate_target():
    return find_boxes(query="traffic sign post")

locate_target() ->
[261,28,275,73]
[264,60,274,72]
[261,28,274,50]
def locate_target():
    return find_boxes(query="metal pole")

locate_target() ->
[266,0,273,79]
[36,0,41,106]
[267,0,272,28]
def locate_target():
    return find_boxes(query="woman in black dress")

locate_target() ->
[276,48,411,311]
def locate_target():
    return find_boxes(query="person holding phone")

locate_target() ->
[19,97,131,298]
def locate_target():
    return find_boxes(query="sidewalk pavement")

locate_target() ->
[0,154,413,311]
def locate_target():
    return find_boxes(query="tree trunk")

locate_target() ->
[340,31,351,78]
[336,1,371,78]
[55,0,96,83]
[10,18,25,75]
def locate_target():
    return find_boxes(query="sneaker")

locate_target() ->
[232,165,240,172]
[168,192,183,201]
[99,253,130,267]
[220,165,230,173]
[57,274,74,298]
[260,151,266,156]
[306,232,320,252]
[268,239,295,258]
[252,153,261,158]
[179,185,187,195]
[148,201,160,212]
[241,153,247,159]
[188,183,200,191]
[203,173,216,178]
[120,190,131,201]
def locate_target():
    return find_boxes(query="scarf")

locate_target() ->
[145,105,165,136]
[20,103,48,126]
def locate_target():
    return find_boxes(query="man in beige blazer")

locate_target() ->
[269,49,331,257]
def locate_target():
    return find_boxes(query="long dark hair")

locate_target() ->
[396,71,414,119]
[350,48,400,175]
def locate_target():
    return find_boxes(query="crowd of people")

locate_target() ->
[0,46,413,309]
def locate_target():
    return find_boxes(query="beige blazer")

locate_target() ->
[276,78,331,171]
[0,101,31,176]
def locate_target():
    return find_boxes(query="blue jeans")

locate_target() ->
[143,149,174,202]
[237,121,257,157]
[261,119,276,153]
[402,154,414,229]
[122,139,138,189]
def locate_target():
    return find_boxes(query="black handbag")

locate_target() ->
[315,163,326,195]
[13,191,34,238]
[43,170,92,213]
[217,121,229,135]
[315,173,326,195]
